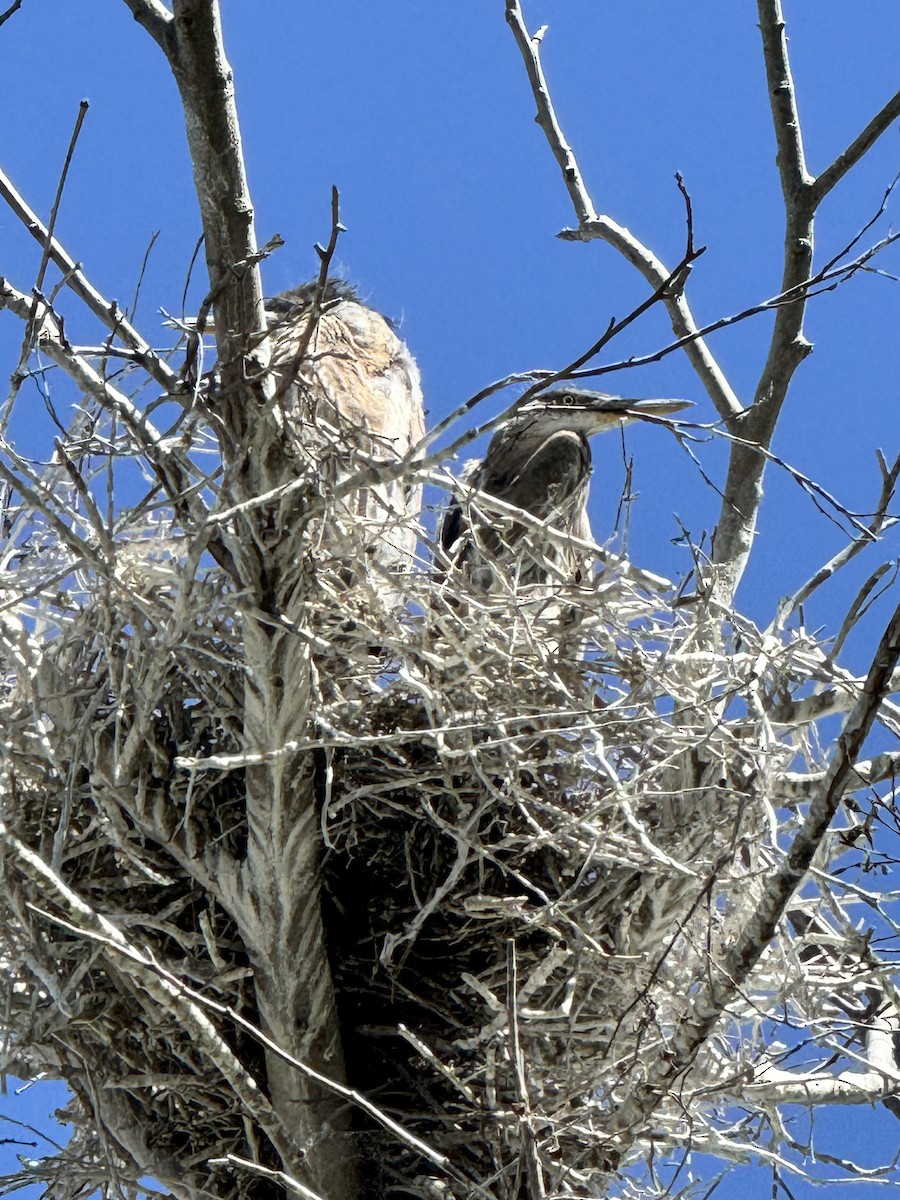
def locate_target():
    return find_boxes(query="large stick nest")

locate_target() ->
[1,473,867,1199]
[0,283,893,1200]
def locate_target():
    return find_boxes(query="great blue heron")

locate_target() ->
[183,280,425,602]
[267,281,425,592]
[439,388,689,593]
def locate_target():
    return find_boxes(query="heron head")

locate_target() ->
[512,387,692,437]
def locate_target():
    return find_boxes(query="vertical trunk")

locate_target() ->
[139,5,359,1193]
[241,617,358,1198]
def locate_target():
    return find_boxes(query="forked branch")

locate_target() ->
[124,0,271,440]
[604,594,900,1169]
[0,166,180,396]
[506,0,900,603]
[504,0,741,423]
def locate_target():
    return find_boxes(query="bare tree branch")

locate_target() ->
[122,9,362,1194]
[759,0,812,195]
[502,11,594,225]
[604,593,900,1170]
[209,1156,326,1200]
[775,449,900,627]
[832,560,900,661]
[0,280,230,578]
[504,0,742,423]
[0,281,189,490]
[33,101,88,300]
[781,748,900,801]
[0,443,102,570]
[120,0,174,54]
[506,941,547,1200]
[0,166,181,395]
[814,86,900,204]
[161,0,271,438]
[769,664,900,727]
[708,0,818,600]
[0,0,25,30]
[569,228,899,388]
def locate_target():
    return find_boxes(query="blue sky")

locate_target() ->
[1,2,899,1196]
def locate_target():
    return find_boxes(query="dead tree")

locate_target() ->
[0,3,899,1199]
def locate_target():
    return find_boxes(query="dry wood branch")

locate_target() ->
[506,941,546,1200]
[0,821,290,1167]
[209,1155,326,1200]
[769,664,900,728]
[504,0,741,424]
[759,0,812,197]
[568,230,899,388]
[162,0,271,436]
[503,8,594,226]
[0,166,181,396]
[0,0,25,29]
[746,0,816,433]
[814,85,900,203]
[120,0,174,54]
[708,0,818,599]
[0,280,211,533]
[781,748,900,799]
[776,450,900,628]
[604,592,900,1171]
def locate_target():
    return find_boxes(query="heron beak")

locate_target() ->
[529,389,692,434]
[616,397,693,419]
[585,397,692,435]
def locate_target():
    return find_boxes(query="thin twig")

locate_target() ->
[208,1156,325,1200]
[271,185,346,403]
[506,940,546,1200]
[832,562,900,663]
[17,101,89,395]
[777,449,900,630]
[34,100,89,297]
[570,230,900,387]
[0,280,231,574]
[128,228,160,323]
[504,0,741,421]
[0,0,25,28]
[0,166,180,394]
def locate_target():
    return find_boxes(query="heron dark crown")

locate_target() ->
[266,278,359,314]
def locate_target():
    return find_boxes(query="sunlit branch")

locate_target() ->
[775,450,900,630]
[156,0,272,438]
[0,819,290,1154]
[504,0,741,423]
[119,0,174,53]
[814,86,900,203]
[781,748,900,800]
[0,166,181,396]
[604,595,900,1170]
[0,279,213,534]
[769,664,900,728]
